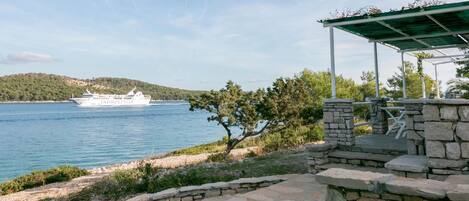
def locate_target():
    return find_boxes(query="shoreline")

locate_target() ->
[0,100,188,104]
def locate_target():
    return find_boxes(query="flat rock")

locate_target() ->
[447,184,469,201]
[384,177,452,200]
[445,175,469,185]
[304,143,335,152]
[328,150,396,162]
[425,122,454,141]
[384,155,428,173]
[316,168,393,191]
[427,158,468,169]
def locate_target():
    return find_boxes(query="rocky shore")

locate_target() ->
[0,147,258,201]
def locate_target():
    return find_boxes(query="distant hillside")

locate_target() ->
[0,73,204,101]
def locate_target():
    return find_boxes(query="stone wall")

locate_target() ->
[305,143,336,174]
[317,168,468,201]
[127,175,289,201]
[420,100,469,180]
[323,99,354,146]
[402,101,426,155]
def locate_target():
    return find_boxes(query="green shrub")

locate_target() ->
[353,125,372,136]
[244,150,258,158]
[0,166,88,195]
[260,124,323,152]
[207,153,232,162]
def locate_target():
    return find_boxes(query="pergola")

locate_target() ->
[319,1,469,99]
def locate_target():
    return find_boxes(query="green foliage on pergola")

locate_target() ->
[320,1,469,51]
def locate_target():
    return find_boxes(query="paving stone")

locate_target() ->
[423,105,440,121]
[440,106,459,121]
[426,141,446,158]
[316,168,393,191]
[446,143,461,160]
[427,158,468,169]
[461,143,469,159]
[456,122,469,141]
[384,177,451,200]
[447,184,469,201]
[425,122,454,141]
[384,155,428,173]
[459,106,469,122]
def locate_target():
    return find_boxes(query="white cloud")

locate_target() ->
[0,52,57,65]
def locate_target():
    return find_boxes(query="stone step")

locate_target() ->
[328,150,397,162]
[317,163,388,173]
[384,155,428,173]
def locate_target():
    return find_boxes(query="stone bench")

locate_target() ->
[385,154,428,178]
[316,168,469,201]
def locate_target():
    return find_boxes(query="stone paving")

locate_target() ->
[202,174,326,201]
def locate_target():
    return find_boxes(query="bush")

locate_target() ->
[207,153,232,163]
[260,124,323,152]
[0,166,89,195]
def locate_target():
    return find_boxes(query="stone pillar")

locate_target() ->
[369,98,388,135]
[323,99,354,146]
[403,101,425,155]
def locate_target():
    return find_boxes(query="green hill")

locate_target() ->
[0,73,204,101]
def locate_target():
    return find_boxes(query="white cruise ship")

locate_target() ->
[70,88,151,107]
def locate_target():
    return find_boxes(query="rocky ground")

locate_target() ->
[0,147,258,201]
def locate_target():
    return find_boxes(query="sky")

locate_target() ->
[0,0,465,91]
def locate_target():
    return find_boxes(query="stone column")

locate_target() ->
[403,101,425,155]
[369,98,388,135]
[323,99,354,146]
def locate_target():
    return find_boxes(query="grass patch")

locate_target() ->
[61,151,308,201]
[0,166,89,195]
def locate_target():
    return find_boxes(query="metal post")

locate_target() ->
[330,27,337,99]
[401,52,407,98]
[374,42,380,97]
[434,64,440,99]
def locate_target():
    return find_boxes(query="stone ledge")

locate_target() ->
[304,143,336,152]
[328,150,396,162]
[402,99,469,105]
[447,184,469,201]
[316,168,394,191]
[317,168,469,201]
[126,175,293,201]
[385,155,428,173]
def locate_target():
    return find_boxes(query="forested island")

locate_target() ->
[0,73,204,101]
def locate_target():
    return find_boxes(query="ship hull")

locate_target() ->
[70,97,151,107]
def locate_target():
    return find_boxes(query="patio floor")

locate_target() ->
[350,134,407,154]
[202,174,326,201]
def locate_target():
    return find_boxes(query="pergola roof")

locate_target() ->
[320,1,469,51]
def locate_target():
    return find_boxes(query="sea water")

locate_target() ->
[0,102,224,182]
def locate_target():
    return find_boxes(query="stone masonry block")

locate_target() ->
[426,141,445,158]
[456,122,469,141]
[461,143,469,159]
[405,116,414,130]
[459,106,469,122]
[423,105,440,121]
[425,122,454,141]
[323,112,333,123]
[440,106,459,121]
[446,142,461,160]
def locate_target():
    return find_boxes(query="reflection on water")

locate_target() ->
[0,102,224,182]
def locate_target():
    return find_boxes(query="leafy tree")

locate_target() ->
[189,78,311,157]
[386,61,436,99]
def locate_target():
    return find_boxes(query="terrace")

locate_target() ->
[305,2,469,200]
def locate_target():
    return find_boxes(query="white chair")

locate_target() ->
[381,107,406,139]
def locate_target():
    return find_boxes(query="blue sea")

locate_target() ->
[0,102,224,182]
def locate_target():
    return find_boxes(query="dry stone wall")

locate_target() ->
[403,101,426,155]
[421,100,469,181]
[323,99,354,146]
[305,143,336,174]
[317,168,468,201]
[127,175,289,201]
